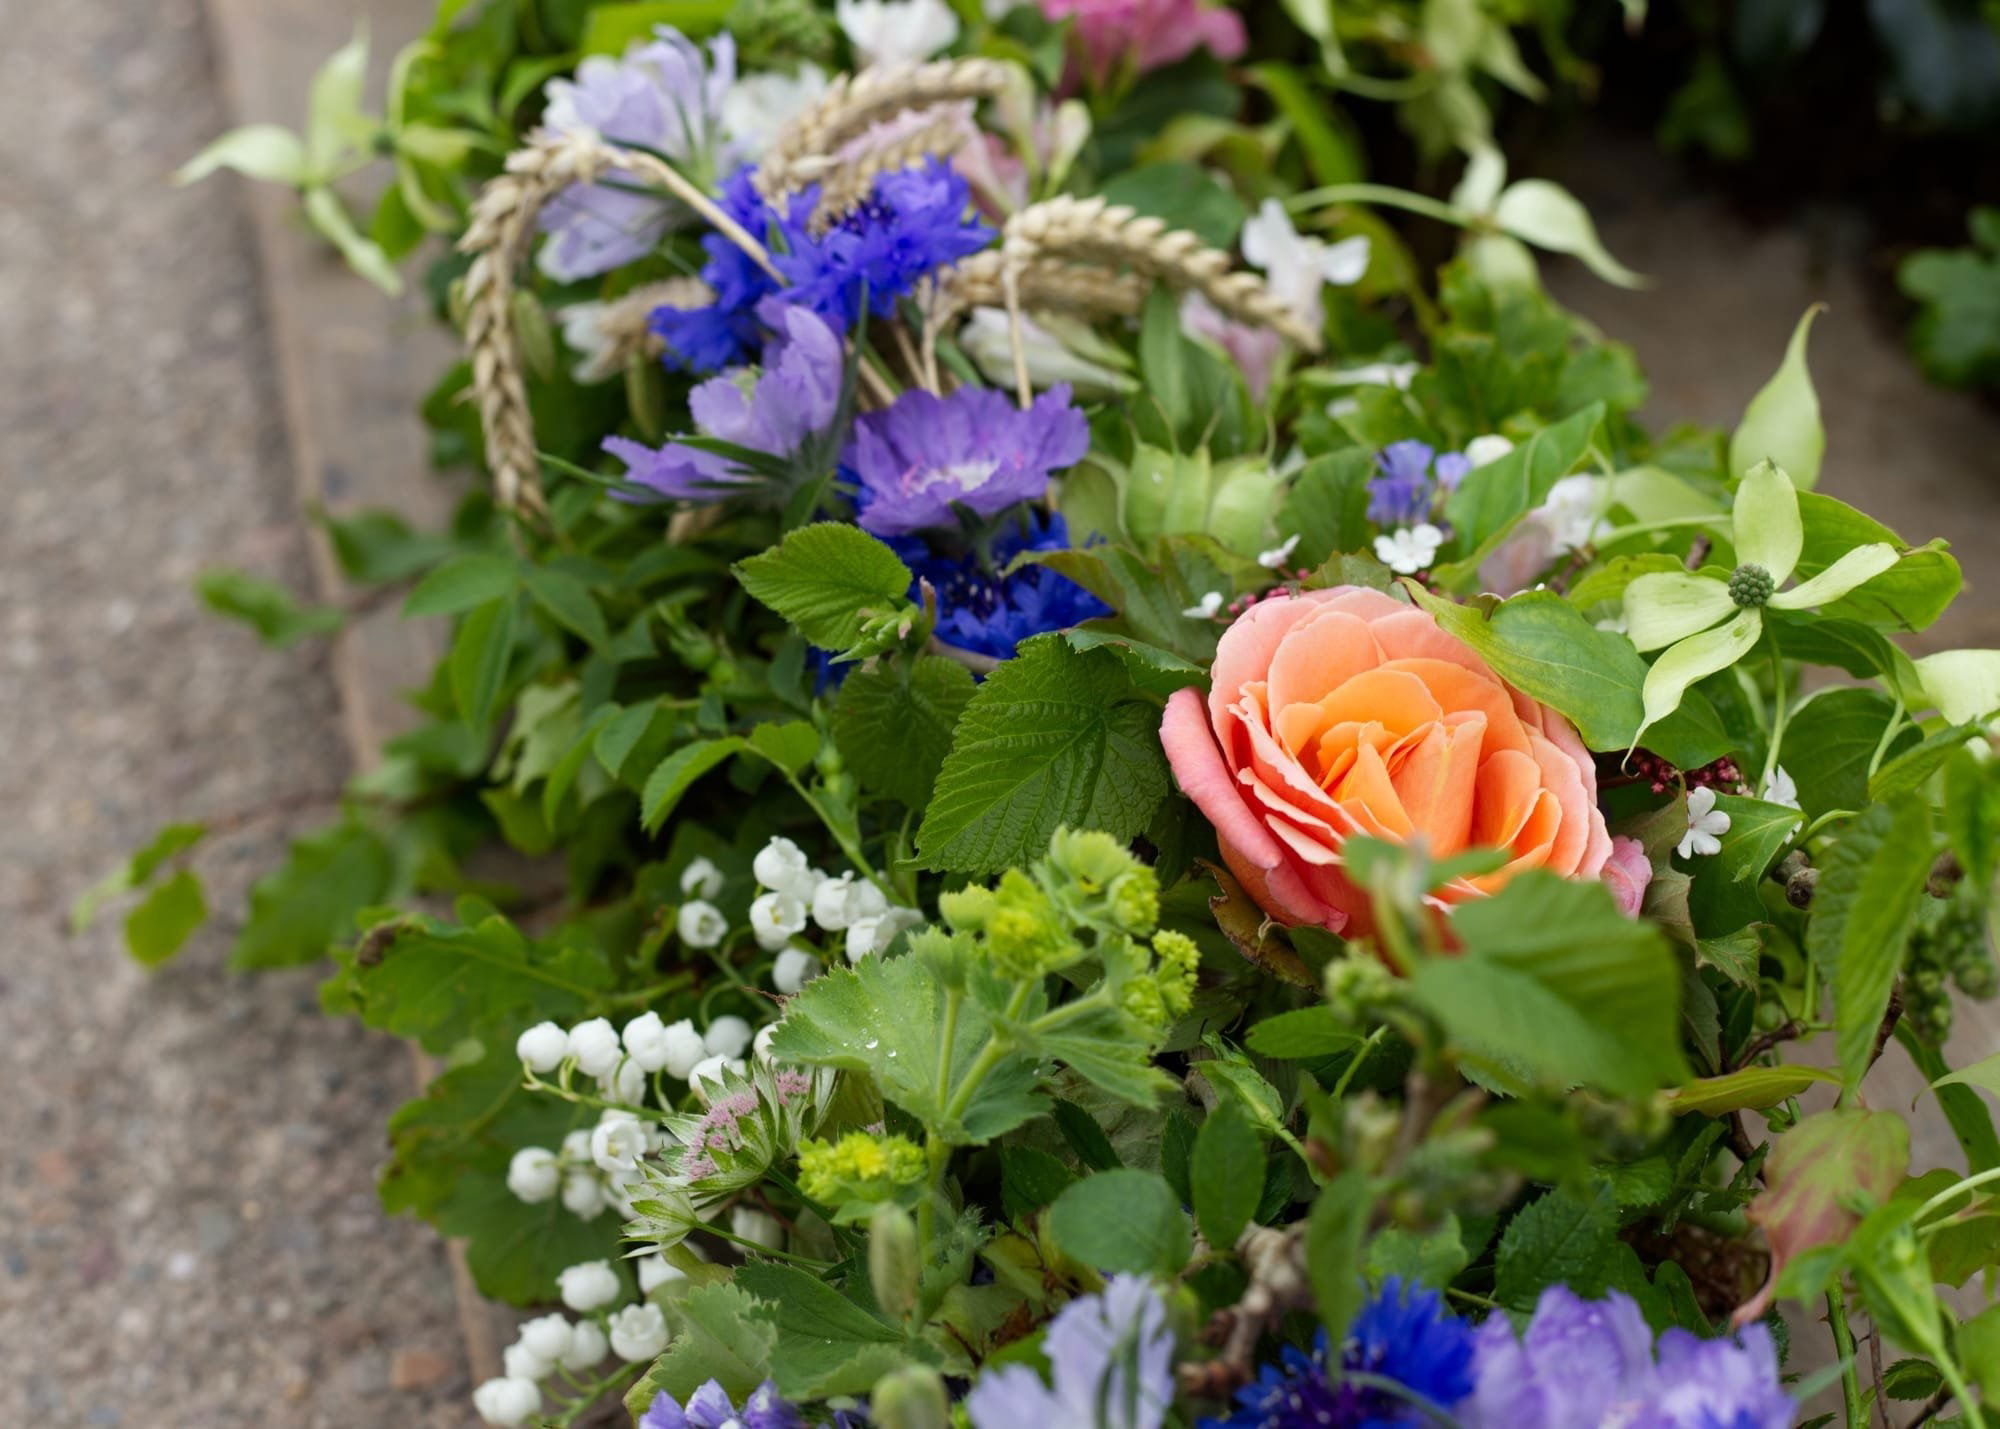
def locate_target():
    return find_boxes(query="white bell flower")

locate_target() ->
[505,1147,560,1204]
[621,1011,675,1073]
[704,1015,754,1060]
[811,872,887,932]
[502,1341,552,1383]
[676,898,729,950]
[516,1313,576,1364]
[687,1054,746,1102]
[473,1376,541,1426]
[609,1303,672,1362]
[637,1252,686,1293]
[846,906,923,964]
[752,837,824,900]
[561,1171,608,1220]
[731,1205,785,1250]
[679,856,725,901]
[773,948,823,994]
[753,1024,778,1065]
[590,1113,652,1177]
[750,890,809,951]
[657,1018,708,1080]
[566,1018,621,1078]
[556,1259,622,1312]
[559,1318,608,1372]
[514,1021,569,1072]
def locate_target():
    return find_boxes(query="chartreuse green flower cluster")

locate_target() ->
[797,1129,927,1222]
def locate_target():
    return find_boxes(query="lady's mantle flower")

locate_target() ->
[966,1275,1176,1429]
[846,384,1089,537]
[837,0,961,67]
[608,304,844,501]
[894,510,1112,661]
[1201,1277,1476,1428]
[640,1379,805,1429]
[1678,785,1731,859]
[538,28,739,281]
[1460,1287,1792,1429]
[1373,524,1444,576]
[1240,198,1371,334]
[1622,459,1900,743]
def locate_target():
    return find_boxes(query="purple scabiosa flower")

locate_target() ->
[965,1275,1176,1429]
[538,28,741,282]
[1201,1277,1476,1429]
[1458,1287,1793,1429]
[639,1379,804,1429]
[1366,440,1442,528]
[846,384,1088,538]
[892,511,1112,662]
[608,303,845,501]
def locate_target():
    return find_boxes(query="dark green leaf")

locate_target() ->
[524,564,610,649]
[1783,687,1913,821]
[1494,1184,1621,1313]
[748,720,819,779]
[232,821,394,970]
[1047,1170,1191,1275]
[404,551,517,616]
[1437,403,1603,583]
[642,738,747,832]
[1868,723,1976,803]
[625,1282,776,1417]
[1000,1145,1077,1220]
[1304,1170,1370,1337]
[1192,1102,1263,1249]
[1245,1007,1359,1059]
[448,595,518,730]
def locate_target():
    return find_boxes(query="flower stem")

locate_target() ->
[1826,1285,1866,1429]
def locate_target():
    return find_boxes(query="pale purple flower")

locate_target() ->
[537,28,740,281]
[640,1378,803,1429]
[606,304,843,501]
[1368,440,1441,527]
[966,1275,1175,1429]
[845,384,1089,537]
[1181,292,1285,400]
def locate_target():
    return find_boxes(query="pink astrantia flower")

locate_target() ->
[1040,0,1247,88]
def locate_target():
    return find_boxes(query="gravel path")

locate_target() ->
[0,0,469,1423]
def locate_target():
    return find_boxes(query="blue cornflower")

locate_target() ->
[1202,1277,1477,1429]
[892,511,1112,663]
[651,166,808,373]
[1367,441,1446,528]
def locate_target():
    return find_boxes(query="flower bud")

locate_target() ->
[514,1021,569,1072]
[687,1054,744,1102]
[676,899,728,950]
[869,1365,950,1429]
[658,1018,707,1080]
[560,1317,608,1371]
[505,1147,560,1204]
[679,856,724,901]
[637,1252,686,1294]
[752,836,821,899]
[567,1018,621,1078]
[867,1203,921,1322]
[622,1011,675,1072]
[773,947,822,994]
[608,1303,671,1362]
[703,1014,753,1060]
[472,1376,541,1426]
[752,1024,777,1064]
[517,1313,575,1363]
[561,1170,607,1219]
[502,1342,550,1382]
[556,1259,621,1312]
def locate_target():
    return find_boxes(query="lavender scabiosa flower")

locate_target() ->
[537,28,741,281]
[966,1275,1176,1429]
[640,1379,805,1429]
[892,511,1111,661]
[607,303,844,501]
[1201,1277,1476,1429]
[1459,1287,1793,1429]
[846,384,1088,537]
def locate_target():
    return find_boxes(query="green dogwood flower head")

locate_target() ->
[1622,460,1901,743]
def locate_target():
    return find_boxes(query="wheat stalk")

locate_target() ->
[756,58,1013,199]
[566,277,714,382]
[808,110,972,227]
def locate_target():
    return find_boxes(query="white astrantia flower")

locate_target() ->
[704,1014,754,1060]
[836,0,960,68]
[679,856,725,901]
[559,1319,608,1373]
[1257,534,1301,570]
[1762,766,1800,811]
[657,1017,708,1080]
[1182,591,1225,620]
[773,947,822,994]
[720,63,829,157]
[731,1205,785,1250]
[1464,433,1515,469]
[517,1314,576,1365]
[473,1376,541,1427]
[567,1018,622,1078]
[752,837,824,900]
[1678,786,1732,859]
[676,899,728,950]
[515,1021,569,1072]
[556,1260,622,1312]
[1240,199,1370,332]
[506,1147,561,1204]
[637,1253,686,1294]
[750,890,810,951]
[1373,524,1445,575]
[609,1303,672,1362]
[562,1171,608,1220]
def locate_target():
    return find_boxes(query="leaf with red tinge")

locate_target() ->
[1739,1107,1908,1322]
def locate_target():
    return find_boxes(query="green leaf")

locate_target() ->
[625,1282,777,1418]
[916,636,1169,875]
[642,738,747,832]
[404,552,517,616]
[1047,1170,1191,1275]
[194,568,344,647]
[1868,723,1975,803]
[1494,1184,1621,1313]
[302,186,403,296]
[71,823,207,933]
[523,564,610,649]
[748,720,819,779]
[1245,1006,1359,1059]
[1915,649,2000,725]
[1622,570,1736,654]
[735,1262,905,1398]
[1783,687,1911,821]
[1492,181,1641,286]
[232,821,394,970]
[999,1145,1077,1220]
[1101,161,1247,250]
[1960,1306,2000,1400]
[176,123,308,186]
[1192,1103,1262,1249]
[124,870,208,966]
[1051,1099,1122,1171]
[581,0,731,55]
[1795,493,1960,630]
[1934,1052,2000,1097]
[734,523,912,652]
[1280,449,1375,566]
[1408,872,1689,1097]
[1730,308,1825,491]
[1368,1215,1471,1291]
[1304,1170,1370,1338]
[1943,749,2000,888]
[447,595,518,730]
[1710,795,1802,884]
[1805,799,1935,1090]
[1639,610,1761,744]
[1437,402,1603,580]
[1666,1064,1842,1116]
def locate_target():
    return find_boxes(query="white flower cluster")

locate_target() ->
[746,836,922,992]
[472,1257,679,1426]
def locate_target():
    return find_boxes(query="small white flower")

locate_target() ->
[657,1018,708,1080]
[846,907,923,964]
[637,1253,686,1294]
[1373,524,1445,575]
[608,1302,672,1362]
[1464,434,1515,469]
[502,1341,552,1383]
[1537,474,1603,556]
[621,1011,675,1073]
[1678,786,1732,859]
[1182,591,1226,620]
[679,856,726,901]
[731,1205,785,1250]
[836,0,959,67]
[752,837,824,900]
[773,947,823,994]
[749,890,809,951]
[1257,534,1302,570]
[517,1313,576,1364]
[472,1376,541,1426]
[704,1015,754,1060]
[811,873,888,932]
[753,1024,778,1064]
[556,1259,622,1313]
[1762,766,1801,811]
[561,1171,608,1220]
[1241,198,1370,332]
[559,1318,608,1372]
[676,898,729,950]
[720,64,829,157]
[567,1018,621,1078]
[601,1056,647,1106]
[590,1113,651,1178]
[560,1129,593,1162]
[686,1054,746,1102]
[505,1147,561,1204]
[514,1021,569,1073]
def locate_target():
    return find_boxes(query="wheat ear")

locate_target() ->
[566,277,715,382]
[756,58,1013,199]
[809,110,973,227]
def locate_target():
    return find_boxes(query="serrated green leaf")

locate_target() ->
[624,1282,776,1418]
[1047,1170,1191,1275]
[1192,1102,1262,1249]
[735,1262,904,1397]
[734,523,912,651]
[1245,1007,1359,1059]
[124,870,208,966]
[405,552,517,616]
[999,1145,1077,1220]
[1367,1216,1470,1291]
[748,720,819,778]
[833,656,976,808]
[232,821,394,970]
[642,738,747,832]
[1495,1184,1621,1312]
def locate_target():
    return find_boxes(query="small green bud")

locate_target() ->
[984,869,1078,978]
[1727,563,1774,608]
[867,1203,922,1323]
[870,1365,950,1429]
[938,884,996,932]
[1324,953,1395,1025]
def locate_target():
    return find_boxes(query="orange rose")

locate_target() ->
[1161,586,1614,937]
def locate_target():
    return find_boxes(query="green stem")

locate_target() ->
[782,771,893,897]
[1826,1285,1866,1429]
[1331,1027,1388,1101]
[1932,1352,1991,1429]
[1285,182,1467,227]
[1866,700,1907,780]
[1910,1163,2000,1227]
[1760,641,1790,793]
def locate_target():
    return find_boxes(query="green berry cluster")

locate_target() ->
[1727,562,1775,608]
[1903,890,1997,1044]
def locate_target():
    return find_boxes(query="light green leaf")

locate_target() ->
[405,552,518,617]
[175,124,308,187]
[1768,542,1899,611]
[916,636,1169,875]
[1869,723,1977,803]
[748,720,819,778]
[1623,570,1734,653]
[1245,1006,1358,1059]
[734,1262,901,1398]
[1730,307,1825,491]
[1730,459,1804,584]
[1492,180,1644,287]
[581,0,732,55]
[1935,1053,2000,1097]
[1666,1064,1841,1115]
[302,186,404,296]
[1914,648,2000,724]
[124,870,209,967]
[72,823,209,933]
[447,594,518,730]
[733,523,913,653]
[1638,610,1761,744]
[1049,1170,1191,1276]
[306,27,371,170]
[642,738,747,832]
[195,568,344,647]
[1795,494,1959,629]
[1192,1103,1262,1250]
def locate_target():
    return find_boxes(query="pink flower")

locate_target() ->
[1601,836,1653,918]
[1040,0,1247,87]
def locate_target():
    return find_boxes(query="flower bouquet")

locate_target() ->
[102,4,2000,1427]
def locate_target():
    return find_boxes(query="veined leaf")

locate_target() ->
[733,523,912,652]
